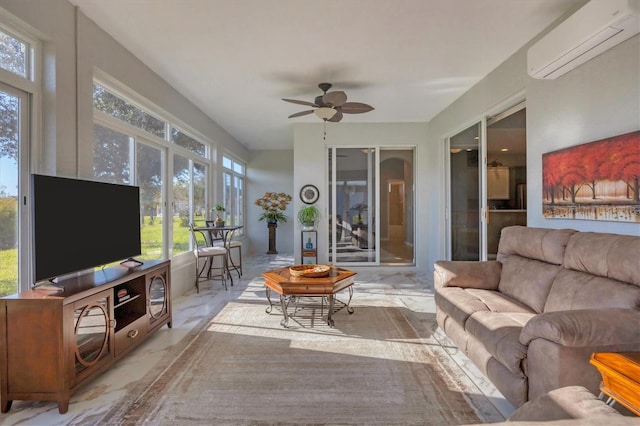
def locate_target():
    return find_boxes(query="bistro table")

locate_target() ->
[193,225,243,285]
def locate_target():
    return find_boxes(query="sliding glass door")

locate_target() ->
[446,102,527,261]
[329,148,377,264]
[328,147,414,265]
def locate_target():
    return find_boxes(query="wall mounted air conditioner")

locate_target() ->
[528,0,640,79]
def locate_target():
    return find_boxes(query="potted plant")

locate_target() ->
[213,204,225,227]
[297,204,319,230]
[258,209,288,224]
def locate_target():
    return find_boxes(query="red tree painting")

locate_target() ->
[542,130,640,222]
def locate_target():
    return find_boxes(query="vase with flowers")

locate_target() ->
[255,192,291,253]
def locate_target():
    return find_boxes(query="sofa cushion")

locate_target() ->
[498,256,562,313]
[435,287,489,327]
[563,232,640,287]
[545,269,640,312]
[436,287,535,329]
[497,226,576,265]
[466,310,535,376]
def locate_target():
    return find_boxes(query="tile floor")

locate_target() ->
[0,253,515,425]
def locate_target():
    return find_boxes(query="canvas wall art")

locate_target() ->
[542,130,639,222]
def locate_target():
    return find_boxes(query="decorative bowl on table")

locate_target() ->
[289,264,330,278]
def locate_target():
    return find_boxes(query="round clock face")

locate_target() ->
[300,184,319,204]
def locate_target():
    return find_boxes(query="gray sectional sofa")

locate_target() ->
[434,226,640,407]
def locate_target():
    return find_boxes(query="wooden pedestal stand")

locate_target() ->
[267,222,278,254]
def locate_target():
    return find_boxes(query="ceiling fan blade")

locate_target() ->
[340,102,374,114]
[282,98,318,107]
[322,91,347,107]
[288,110,315,118]
[328,111,343,122]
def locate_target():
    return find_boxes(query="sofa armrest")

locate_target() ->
[433,260,501,290]
[520,308,640,347]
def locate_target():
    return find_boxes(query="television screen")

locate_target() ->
[32,174,142,283]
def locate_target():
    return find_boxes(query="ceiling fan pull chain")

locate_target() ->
[323,120,327,140]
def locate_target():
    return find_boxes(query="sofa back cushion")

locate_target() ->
[497,226,577,265]
[544,232,640,312]
[544,269,640,311]
[563,232,640,286]
[496,226,576,313]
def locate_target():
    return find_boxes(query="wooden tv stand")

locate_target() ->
[0,259,171,414]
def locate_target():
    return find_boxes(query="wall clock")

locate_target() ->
[299,184,319,204]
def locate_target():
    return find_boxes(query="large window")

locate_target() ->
[0,25,35,295]
[222,155,244,232]
[92,82,215,260]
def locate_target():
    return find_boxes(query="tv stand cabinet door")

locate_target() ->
[70,289,115,389]
[147,265,172,331]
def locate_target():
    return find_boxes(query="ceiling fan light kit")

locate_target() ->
[283,82,374,122]
[315,107,337,120]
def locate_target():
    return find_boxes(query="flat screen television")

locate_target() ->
[31,174,142,283]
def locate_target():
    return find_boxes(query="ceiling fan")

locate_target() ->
[282,83,374,122]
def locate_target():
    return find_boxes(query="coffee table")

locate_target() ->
[262,266,356,327]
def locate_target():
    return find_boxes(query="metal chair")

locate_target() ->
[190,224,228,292]
[206,221,243,279]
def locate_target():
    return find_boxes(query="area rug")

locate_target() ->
[102,299,487,425]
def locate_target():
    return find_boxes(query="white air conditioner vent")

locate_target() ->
[528,0,640,79]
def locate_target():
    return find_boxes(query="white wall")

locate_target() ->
[293,122,428,266]
[247,149,295,255]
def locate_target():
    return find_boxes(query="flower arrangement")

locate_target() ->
[255,192,292,223]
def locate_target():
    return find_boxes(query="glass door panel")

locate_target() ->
[486,104,527,259]
[136,142,164,260]
[329,148,377,264]
[0,84,28,296]
[449,123,481,260]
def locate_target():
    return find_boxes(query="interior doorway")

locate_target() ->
[387,180,405,240]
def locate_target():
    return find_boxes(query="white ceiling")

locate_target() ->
[69,0,582,151]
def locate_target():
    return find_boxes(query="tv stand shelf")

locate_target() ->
[0,259,171,414]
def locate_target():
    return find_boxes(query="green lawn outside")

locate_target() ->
[0,215,204,297]
[0,248,17,297]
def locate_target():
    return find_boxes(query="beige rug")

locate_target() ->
[102,298,488,425]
